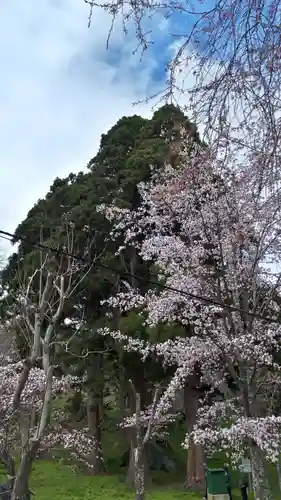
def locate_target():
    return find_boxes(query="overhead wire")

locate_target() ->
[0,234,14,242]
[0,228,280,325]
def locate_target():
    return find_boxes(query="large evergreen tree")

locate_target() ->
[1,104,202,486]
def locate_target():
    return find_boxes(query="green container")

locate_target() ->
[207,468,228,495]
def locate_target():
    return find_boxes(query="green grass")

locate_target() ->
[29,460,201,500]
[26,459,261,500]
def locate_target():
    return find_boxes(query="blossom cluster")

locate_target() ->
[121,405,177,438]
[99,138,281,463]
[42,426,103,468]
[0,362,79,416]
[192,416,281,463]
[0,361,102,468]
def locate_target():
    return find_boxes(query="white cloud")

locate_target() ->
[0,0,161,257]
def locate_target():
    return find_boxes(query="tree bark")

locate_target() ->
[126,387,150,491]
[126,380,139,488]
[87,387,105,474]
[19,408,31,450]
[250,444,273,500]
[126,443,137,488]
[11,442,39,500]
[12,367,53,499]
[276,460,281,496]
[184,380,205,492]
[126,436,149,492]
[119,377,131,443]
[133,446,146,500]
[86,353,105,474]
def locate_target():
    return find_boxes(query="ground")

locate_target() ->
[29,460,258,499]
[30,461,200,500]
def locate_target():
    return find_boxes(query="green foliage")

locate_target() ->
[0,103,203,418]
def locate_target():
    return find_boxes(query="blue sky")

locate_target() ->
[0,0,209,258]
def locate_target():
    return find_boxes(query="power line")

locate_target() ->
[0,229,279,325]
[0,234,14,242]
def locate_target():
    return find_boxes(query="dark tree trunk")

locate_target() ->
[184,379,205,492]
[119,377,131,443]
[87,387,105,474]
[126,443,137,488]
[11,442,39,500]
[86,353,105,474]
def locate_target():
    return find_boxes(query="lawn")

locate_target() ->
[29,460,201,500]
[27,459,264,499]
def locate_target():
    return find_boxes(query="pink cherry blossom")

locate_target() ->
[99,137,281,499]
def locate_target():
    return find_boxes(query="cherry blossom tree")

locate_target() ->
[0,223,102,500]
[0,361,102,498]
[98,131,281,500]
[85,0,281,191]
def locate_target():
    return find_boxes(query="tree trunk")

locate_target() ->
[11,442,39,500]
[85,351,105,474]
[19,408,31,450]
[126,381,138,488]
[119,375,131,443]
[250,444,273,500]
[126,386,149,490]
[12,367,53,499]
[127,439,150,488]
[134,446,146,500]
[87,387,105,474]
[276,459,281,496]
[126,442,137,488]
[126,441,149,495]
[184,380,205,492]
